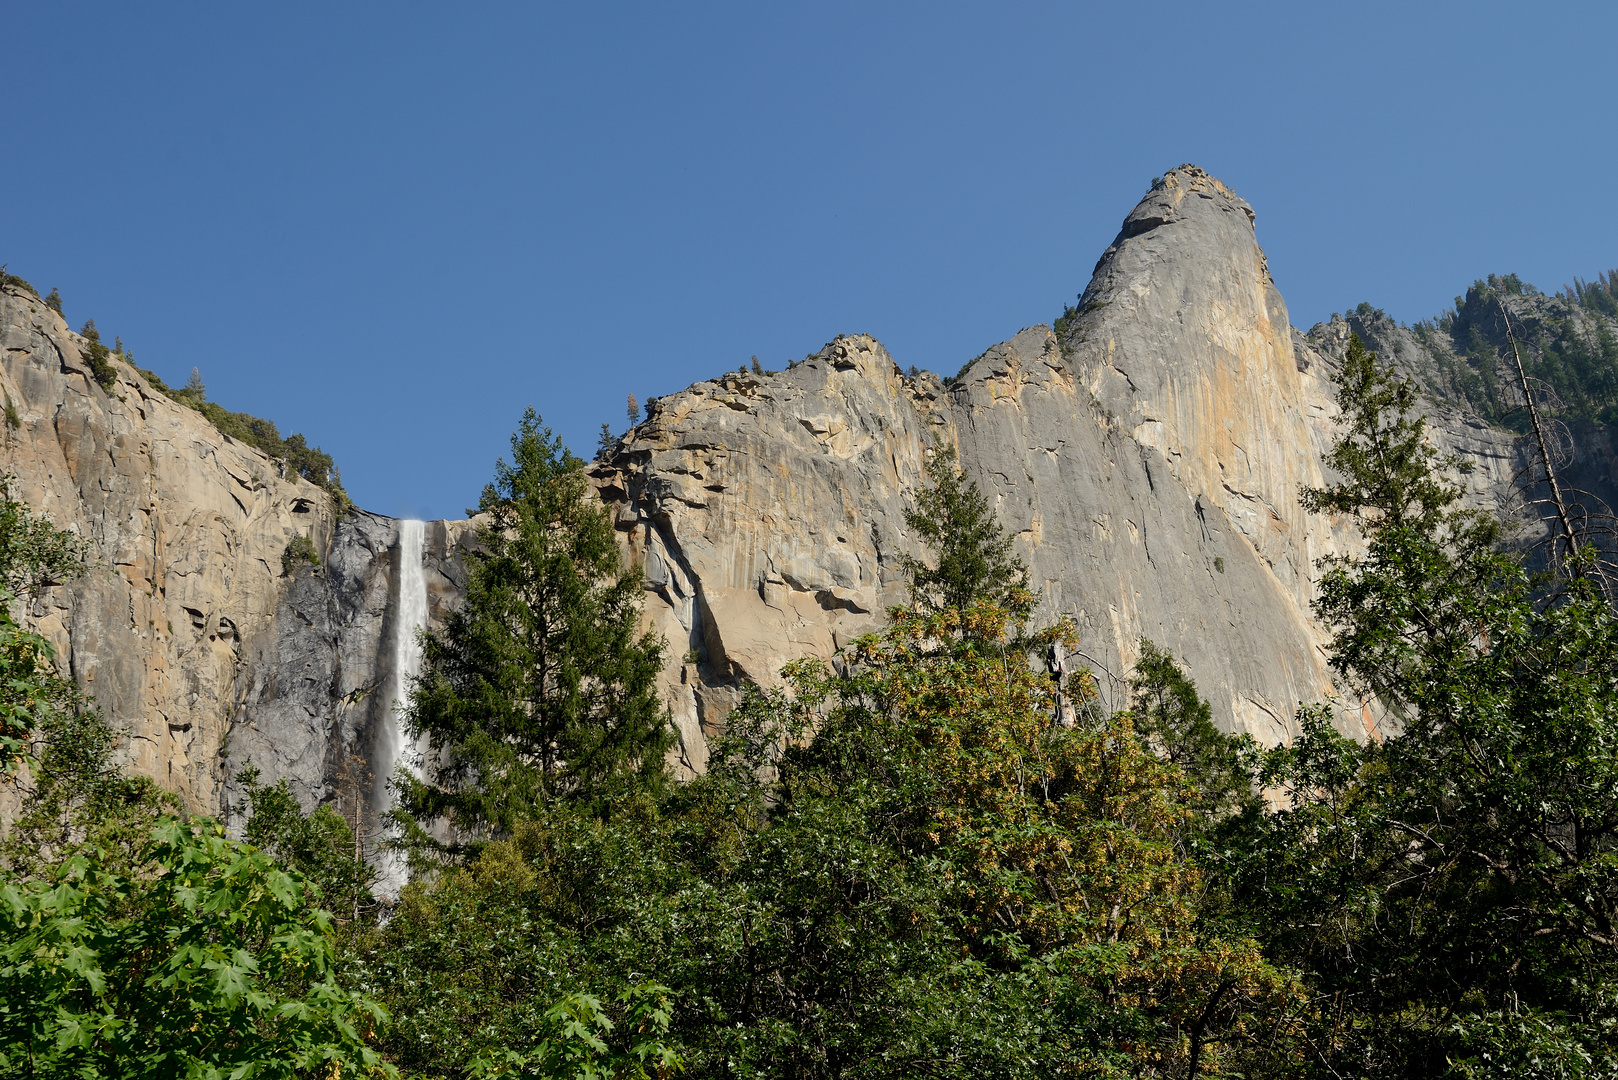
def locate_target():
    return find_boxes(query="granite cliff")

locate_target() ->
[0,281,474,822]
[594,166,1527,764]
[2,165,1597,822]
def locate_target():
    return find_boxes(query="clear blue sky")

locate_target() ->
[5,2,1614,520]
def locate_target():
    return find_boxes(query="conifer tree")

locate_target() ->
[1220,333,1618,1075]
[396,409,670,852]
[901,444,1030,619]
[1129,640,1257,833]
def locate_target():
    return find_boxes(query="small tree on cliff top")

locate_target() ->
[395,409,671,855]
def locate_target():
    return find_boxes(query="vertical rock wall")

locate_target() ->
[0,282,340,810]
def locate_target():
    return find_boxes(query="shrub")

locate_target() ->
[76,320,118,392]
[0,817,395,1079]
[133,365,351,511]
[0,270,38,298]
[281,533,320,575]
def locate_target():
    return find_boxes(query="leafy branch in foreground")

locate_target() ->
[0,817,395,1079]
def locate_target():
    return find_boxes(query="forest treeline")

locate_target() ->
[4,337,1618,1077]
[1351,269,1618,433]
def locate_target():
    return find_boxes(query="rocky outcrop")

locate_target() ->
[589,337,941,771]
[5,164,1597,820]
[593,167,1351,749]
[0,281,472,818]
[593,166,1563,757]
[0,282,342,809]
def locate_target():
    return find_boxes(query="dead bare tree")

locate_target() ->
[1498,297,1618,600]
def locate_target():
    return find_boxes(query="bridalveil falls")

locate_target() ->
[374,519,429,894]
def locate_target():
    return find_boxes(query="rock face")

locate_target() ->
[4,164,1595,819]
[220,513,475,822]
[597,167,1351,750]
[0,282,341,810]
[593,166,1558,757]
[0,281,473,819]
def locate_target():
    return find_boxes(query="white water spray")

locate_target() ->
[375,519,429,897]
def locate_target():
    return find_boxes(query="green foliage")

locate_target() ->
[0,606,69,782]
[44,287,62,314]
[945,352,982,386]
[0,270,38,298]
[1052,302,1084,360]
[0,475,90,598]
[131,366,351,510]
[1129,640,1259,833]
[76,319,119,391]
[282,532,321,575]
[0,816,395,1079]
[3,394,18,431]
[466,985,681,1079]
[1,705,176,884]
[0,483,394,1077]
[237,766,378,924]
[0,493,169,878]
[595,422,615,461]
[0,485,89,781]
[1217,336,1618,1075]
[362,461,1291,1077]
[1052,298,1106,360]
[1410,271,1618,430]
[362,603,1293,1077]
[396,409,671,853]
[1300,333,1503,708]
[900,445,1030,622]
[200,403,349,507]
[1533,314,1618,425]
[1563,268,1618,319]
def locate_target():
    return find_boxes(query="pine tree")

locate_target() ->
[44,287,61,314]
[396,409,671,851]
[184,367,206,399]
[901,444,1030,619]
[626,393,639,426]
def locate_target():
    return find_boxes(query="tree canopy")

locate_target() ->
[396,408,671,854]
[901,445,1031,621]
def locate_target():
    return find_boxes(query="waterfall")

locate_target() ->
[374,519,429,897]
